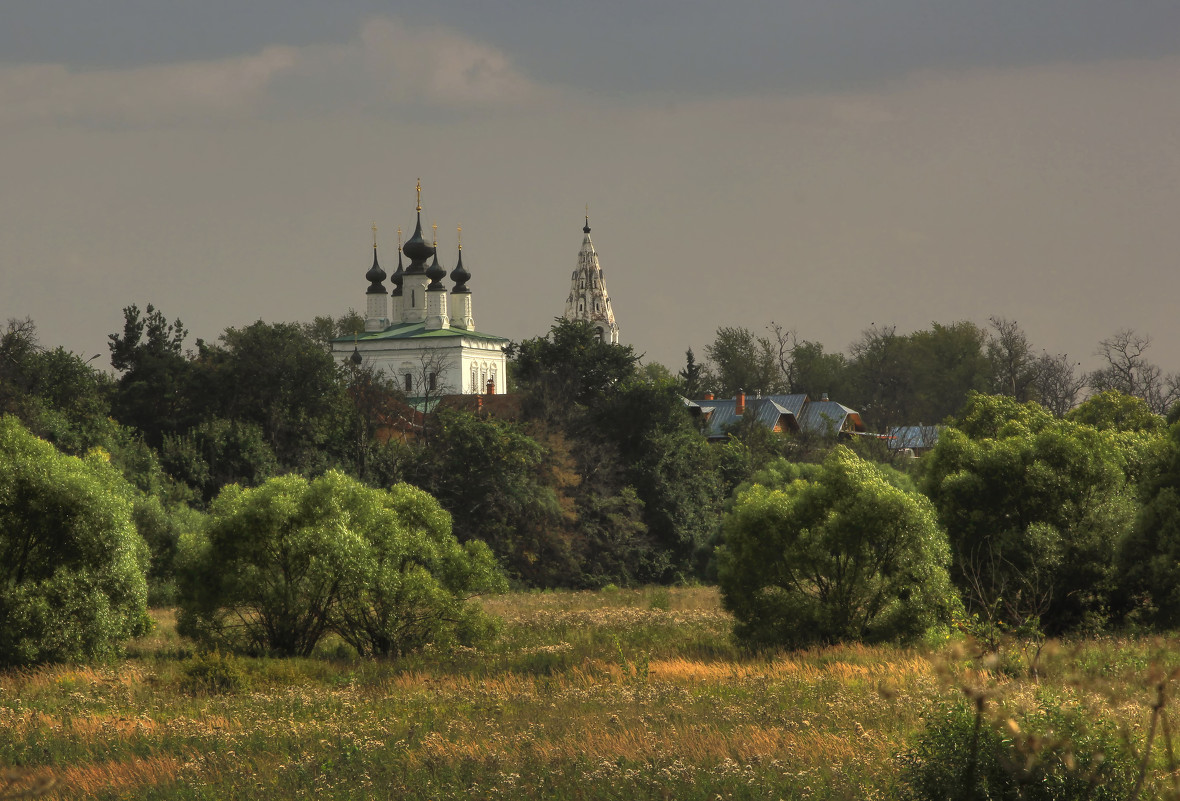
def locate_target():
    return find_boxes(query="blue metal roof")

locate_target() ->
[696,396,798,439]
[798,400,863,435]
[692,393,863,440]
[885,425,941,450]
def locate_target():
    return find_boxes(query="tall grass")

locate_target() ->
[0,588,1176,799]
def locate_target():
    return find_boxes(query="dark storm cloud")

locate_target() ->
[6,1,1180,95]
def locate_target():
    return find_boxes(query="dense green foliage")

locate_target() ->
[900,699,1138,801]
[719,446,956,647]
[8,302,1180,632]
[0,416,151,666]
[1118,420,1180,627]
[410,409,570,586]
[177,470,503,657]
[508,320,723,585]
[921,393,1147,633]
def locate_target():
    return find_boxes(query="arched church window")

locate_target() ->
[404,373,412,393]
[471,367,478,393]
[411,289,416,307]
[429,372,437,391]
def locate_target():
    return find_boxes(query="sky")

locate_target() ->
[3,2,1180,387]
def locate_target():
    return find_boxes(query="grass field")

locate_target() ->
[1,586,1178,799]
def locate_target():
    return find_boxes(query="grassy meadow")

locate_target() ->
[1,586,1178,800]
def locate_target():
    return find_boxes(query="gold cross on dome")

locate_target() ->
[371,222,378,249]
[457,224,462,249]
[416,179,422,212]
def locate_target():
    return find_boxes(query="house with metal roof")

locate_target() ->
[686,390,866,442]
[885,425,941,456]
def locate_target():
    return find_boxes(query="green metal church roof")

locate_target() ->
[333,321,508,344]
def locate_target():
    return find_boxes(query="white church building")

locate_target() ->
[333,186,508,396]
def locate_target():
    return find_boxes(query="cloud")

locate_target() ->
[0,16,544,127]
[0,47,298,126]
[356,17,544,107]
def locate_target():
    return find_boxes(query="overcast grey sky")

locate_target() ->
[3,2,1179,387]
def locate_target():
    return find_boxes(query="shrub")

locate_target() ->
[921,393,1141,634]
[718,446,957,647]
[0,416,150,666]
[331,481,505,657]
[177,471,504,657]
[899,698,1138,801]
[179,651,247,695]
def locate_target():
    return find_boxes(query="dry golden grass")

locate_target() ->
[3,588,1177,799]
[48,756,180,799]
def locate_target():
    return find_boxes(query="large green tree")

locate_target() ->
[920,393,1141,633]
[190,321,351,472]
[178,470,502,656]
[718,446,956,647]
[508,318,638,421]
[411,409,572,586]
[589,377,721,581]
[1116,419,1180,627]
[0,417,150,666]
[108,303,192,446]
[703,326,783,397]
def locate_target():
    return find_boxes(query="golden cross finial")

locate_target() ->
[372,221,378,249]
[457,223,462,250]
[585,202,589,223]
[397,226,403,251]
[431,221,438,246]
[416,179,422,212]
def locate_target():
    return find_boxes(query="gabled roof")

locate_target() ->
[798,400,864,435]
[690,393,864,441]
[694,396,800,440]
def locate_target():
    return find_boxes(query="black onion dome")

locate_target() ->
[402,214,434,271]
[450,248,471,293]
[390,248,404,296]
[365,248,386,294]
[349,346,363,366]
[426,250,447,290]
[583,215,591,235]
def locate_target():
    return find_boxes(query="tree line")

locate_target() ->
[689,318,1179,430]
[5,305,1180,664]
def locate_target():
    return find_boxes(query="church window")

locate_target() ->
[471,367,478,392]
[579,302,583,312]
[429,372,437,391]
[411,289,416,307]
[404,373,412,393]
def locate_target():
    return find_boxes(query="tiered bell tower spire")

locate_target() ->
[564,211,619,344]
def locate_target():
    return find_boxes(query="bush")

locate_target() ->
[718,446,957,648]
[179,651,248,695]
[177,471,504,657]
[899,698,1138,801]
[921,393,1141,634]
[0,416,151,666]
[332,481,505,657]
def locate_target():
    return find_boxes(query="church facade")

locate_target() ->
[332,187,508,396]
[564,215,619,344]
